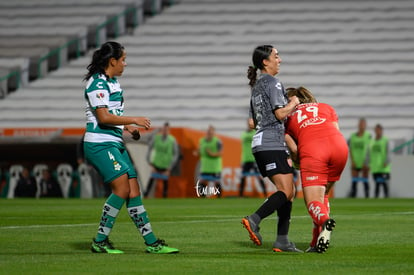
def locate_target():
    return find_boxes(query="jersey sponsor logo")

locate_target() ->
[300,117,326,128]
[266,162,277,171]
[252,132,263,147]
[96,82,104,89]
[306,176,319,181]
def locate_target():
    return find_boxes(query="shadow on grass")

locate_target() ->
[232,240,309,255]
[70,241,92,251]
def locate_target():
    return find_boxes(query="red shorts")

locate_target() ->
[299,134,348,187]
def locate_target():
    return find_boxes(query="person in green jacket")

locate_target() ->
[348,118,371,198]
[239,122,267,197]
[370,124,391,198]
[144,122,179,198]
[196,125,223,198]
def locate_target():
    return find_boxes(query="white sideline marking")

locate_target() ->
[0,216,308,230]
[1,212,413,230]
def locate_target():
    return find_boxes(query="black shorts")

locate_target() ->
[253,150,293,178]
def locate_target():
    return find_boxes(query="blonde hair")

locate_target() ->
[286,86,317,104]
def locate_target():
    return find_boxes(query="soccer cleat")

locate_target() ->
[91,238,124,254]
[305,246,318,253]
[241,216,262,246]
[316,218,336,253]
[146,239,179,254]
[272,241,303,253]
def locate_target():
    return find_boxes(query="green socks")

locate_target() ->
[95,193,125,242]
[127,196,157,245]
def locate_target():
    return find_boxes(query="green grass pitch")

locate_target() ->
[1,198,413,274]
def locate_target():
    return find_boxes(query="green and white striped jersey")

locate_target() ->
[84,73,124,143]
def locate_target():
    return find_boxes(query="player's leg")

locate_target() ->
[362,165,370,198]
[123,150,178,254]
[272,198,302,252]
[373,173,380,198]
[304,185,334,253]
[242,151,297,249]
[239,163,248,197]
[239,176,246,197]
[127,177,178,254]
[350,168,359,198]
[162,179,168,198]
[383,174,390,198]
[85,143,129,254]
[144,177,154,198]
[258,178,267,197]
[215,173,223,198]
[91,173,129,253]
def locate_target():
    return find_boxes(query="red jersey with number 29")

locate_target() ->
[285,103,348,186]
[285,103,339,143]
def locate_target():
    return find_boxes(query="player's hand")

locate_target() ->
[289,96,300,106]
[135,117,151,129]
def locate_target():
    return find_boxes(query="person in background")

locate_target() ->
[83,41,178,254]
[348,118,371,198]
[196,125,223,198]
[14,167,37,198]
[144,122,179,198]
[241,45,302,253]
[39,168,63,198]
[239,120,267,197]
[370,124,391,198]
[284,86,348,253]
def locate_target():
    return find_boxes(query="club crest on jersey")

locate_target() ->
[96,92,105,99]
[275,83,282,90]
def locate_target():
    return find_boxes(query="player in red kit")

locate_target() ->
[284,87,348,253]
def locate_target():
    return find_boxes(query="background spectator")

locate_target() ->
[370,124,391,198]
[39,169,63,198]
[14,167,37,198]
[196,125,223,198]
[144,122,179,198]
[348,118,371,198]
[239,121,267,197]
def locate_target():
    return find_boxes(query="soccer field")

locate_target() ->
[1,198,413,274]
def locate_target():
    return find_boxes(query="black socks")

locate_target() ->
[255,191,288,220]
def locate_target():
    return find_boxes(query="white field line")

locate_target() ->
[1,212,413,230]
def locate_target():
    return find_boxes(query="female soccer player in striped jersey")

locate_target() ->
[83,41,178,254]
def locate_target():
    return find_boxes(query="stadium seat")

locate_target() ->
[6,164,24,199]
[0,0,413,146]
[56,163,73,198]
[32,164,48,198]
[77,163,93,198]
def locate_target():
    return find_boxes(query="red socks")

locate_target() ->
[308,198,331,247]
[324,195,330,214]
[307,200,329,227]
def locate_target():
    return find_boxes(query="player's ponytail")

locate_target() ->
[247,45,274,88]
[84,41,125,81]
